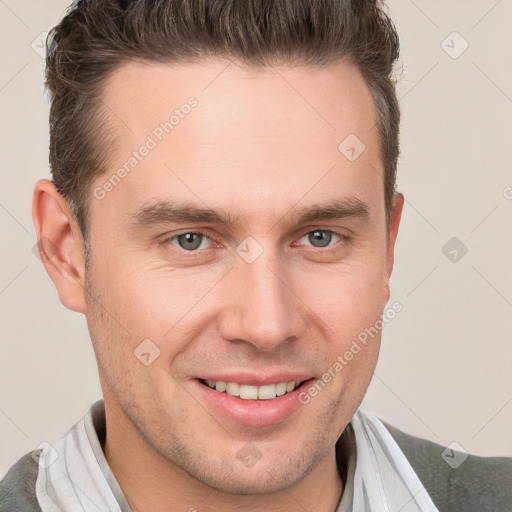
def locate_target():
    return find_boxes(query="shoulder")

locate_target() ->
[0,449,43,512]
[382,420,512,512]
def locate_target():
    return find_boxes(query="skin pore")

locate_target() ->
[32,58,404,512]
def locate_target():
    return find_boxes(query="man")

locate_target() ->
[1,0,510,510]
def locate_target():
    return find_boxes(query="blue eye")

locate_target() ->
[168,232,212,251]
[163,229,348,255]
[299,230,343,248]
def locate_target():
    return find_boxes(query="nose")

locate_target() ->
[218,247,304,352]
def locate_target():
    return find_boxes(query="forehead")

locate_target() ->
[93,59,382,227]
[103,58,377,146]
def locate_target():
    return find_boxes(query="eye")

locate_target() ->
[166,231,213,252]
[298,229,347,249]
[162,228,349,255]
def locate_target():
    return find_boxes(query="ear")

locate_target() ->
[383,192,404,303]
[32,179,87,313]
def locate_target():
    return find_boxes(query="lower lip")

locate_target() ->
[193,379,314,428]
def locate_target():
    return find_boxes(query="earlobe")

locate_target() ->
[32,179,87,313]
[383,192,405,301]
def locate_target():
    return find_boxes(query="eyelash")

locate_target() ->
[161,229,351,256]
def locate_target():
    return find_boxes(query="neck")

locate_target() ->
[102,403,347,512]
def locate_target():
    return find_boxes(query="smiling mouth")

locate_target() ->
[198,378,309,400]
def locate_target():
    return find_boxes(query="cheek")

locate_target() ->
[300,258,387,341]
[92,262,229,374]
[84,253,163,374]
[91,251,186,330]
[115,268,219,335]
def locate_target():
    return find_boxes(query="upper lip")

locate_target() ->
[197,372,313,387]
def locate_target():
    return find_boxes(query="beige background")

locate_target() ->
[1,0,511,477]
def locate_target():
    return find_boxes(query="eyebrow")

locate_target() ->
[130,196,370,229]
[292,197,370,225]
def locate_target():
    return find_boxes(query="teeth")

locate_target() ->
[226,382,240,396]
[240,385,258,399]
[205,380,300,400]
[275,382,287,396]
[258,384,276,400]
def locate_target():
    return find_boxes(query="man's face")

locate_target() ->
[84,59,401,493]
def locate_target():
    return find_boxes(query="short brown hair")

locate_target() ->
[45,0,400,239]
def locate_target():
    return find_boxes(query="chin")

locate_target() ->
[196,466,302,496]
